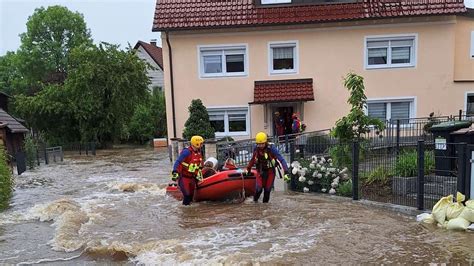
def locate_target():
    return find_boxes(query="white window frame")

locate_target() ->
[464,91,474,116]
[262,0,291,4]
[207,106,250,137]
[198,44,248,78]
[470,31,474,59]
[365,97,417,126]
[364,34,418,70]
[268,41,299,75]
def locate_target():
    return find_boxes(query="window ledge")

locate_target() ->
[215,132,250,137]
[270,70,297,75]
[366,64,415,70]
[200,73,248,79]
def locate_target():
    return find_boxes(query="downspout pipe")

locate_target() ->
[165,31,177,138]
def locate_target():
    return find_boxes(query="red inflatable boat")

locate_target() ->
[166,169,257,202]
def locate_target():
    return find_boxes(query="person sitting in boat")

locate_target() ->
[202,157,218,178]
[171,135,204,205]
[222,158,238,170]
[245,132,290,203]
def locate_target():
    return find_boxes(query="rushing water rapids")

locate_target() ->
[0,147,473,264]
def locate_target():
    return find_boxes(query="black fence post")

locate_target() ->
[459,109,462,121]
[352,140,359,200]
[285,134,289,153]
[289,141,295,164]
[92,142,96,156]
[417,140,425,210]
[457,143,467,197]
[44,144,49,165]
[396,119,401,157]
[36,147,40,166]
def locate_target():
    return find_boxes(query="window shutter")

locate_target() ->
[391,47,410,61]
[368,103,387,121]
[391,102,410,122]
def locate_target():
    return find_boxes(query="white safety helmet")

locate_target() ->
[204,157,218,170]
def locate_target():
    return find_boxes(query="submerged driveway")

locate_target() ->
[0,147,473,264]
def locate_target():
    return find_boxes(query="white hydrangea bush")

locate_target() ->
[290,155,350,194]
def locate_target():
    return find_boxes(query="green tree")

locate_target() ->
[14,44,150,145]
[332,72,385,141]
[0,52,28,96]
[16,5,92,89]
[65,43,150,143]
[150,88,167,138]
[128,104,155,144]
[182,99,215,140]
[330,72,385,168]
[0,146,13,211]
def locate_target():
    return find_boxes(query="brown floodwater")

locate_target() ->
[0,146,473,265]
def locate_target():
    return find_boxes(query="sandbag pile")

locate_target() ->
[417,192,474,231]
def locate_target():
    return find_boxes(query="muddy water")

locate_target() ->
[0,147,473,265]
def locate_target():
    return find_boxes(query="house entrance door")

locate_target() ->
[272,106,293,137]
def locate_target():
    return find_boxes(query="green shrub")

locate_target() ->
[0,147,13,211]
[24,135,37,169]
[337,180,352,197]
[329,142,367,170]
[394,150,434,177]
[182,99,215,140]
[361,166,392,185]
[291,156,350,194]
[129,104,155,144]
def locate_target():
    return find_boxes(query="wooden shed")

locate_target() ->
[0,92,28,157]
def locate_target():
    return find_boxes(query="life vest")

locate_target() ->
[254,145,277,171]
[180,147,203,178]
[293,118,302,133]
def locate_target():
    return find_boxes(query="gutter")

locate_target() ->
[165,31,177,138]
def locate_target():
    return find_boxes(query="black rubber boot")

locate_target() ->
[263,191,271,203]
[254,190,262,202]
[182,195,192,205]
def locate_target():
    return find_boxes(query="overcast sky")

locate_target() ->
[0,0,161,56]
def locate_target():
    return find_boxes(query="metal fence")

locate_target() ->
[216,114,460,167]
[238,113,470,211]
[353,141,466,210]
[62,142,97,155]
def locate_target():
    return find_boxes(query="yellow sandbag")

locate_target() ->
[446,202,464,220]
[466,200,474,209]
[422,214,435,224]
[459,207,474,223]
[432,195,453,225]
[456,192,465,203]
[446,217,470,230]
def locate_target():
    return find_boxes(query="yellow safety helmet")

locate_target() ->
[190,135,204,149]
[255,132,267,144]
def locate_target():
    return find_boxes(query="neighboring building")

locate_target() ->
[153,0,474,141]
[134,40,164,91]
[0,92,28,156]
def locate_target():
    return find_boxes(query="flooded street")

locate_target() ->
[0,147,473,264]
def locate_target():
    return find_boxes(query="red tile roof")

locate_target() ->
[134,41,164,70]
[251,78,314,104]
[153,0,466,31]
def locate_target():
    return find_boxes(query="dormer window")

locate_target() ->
[261,0,291,4]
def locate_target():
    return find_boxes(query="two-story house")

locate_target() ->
[134,40,165,92]
[152,0,474,141]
